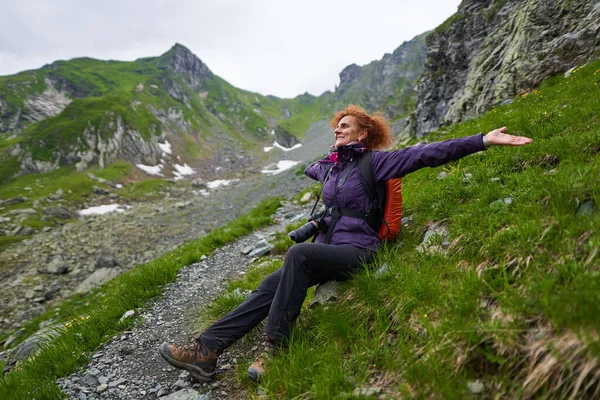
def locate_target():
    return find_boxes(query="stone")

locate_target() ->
[76,268,121,293]
[310,281,342,308]
[48,188,64,200]
[95,248,118,269]
[161,389,210,400]
[44,284,62,300]
[248,245,271,258]
[119,310,135,322]
[299,192,312,203]
[2,325,61,372]
[416,222,449,255]
[109,377,126,387]
[375,263,392,277]
[0,197,27,206]
[98,376,109,385]
[96,383,108,393]
[82,373,99,387]
[578,200,594,216]
[10,225,35,236]
[46,255,69,275]
[44,206,78,219]
[157,387,171,397]
[467,380,484,394]
[8,208,36,216]
[92,186,110,195]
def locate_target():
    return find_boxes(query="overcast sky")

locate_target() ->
[0,0,462,98]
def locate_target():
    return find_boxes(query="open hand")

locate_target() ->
[485,127,533,147]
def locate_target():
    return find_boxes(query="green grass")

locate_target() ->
[193,60,600,398]
[0,197,281,399]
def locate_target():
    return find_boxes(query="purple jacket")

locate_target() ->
[304,134,487,250]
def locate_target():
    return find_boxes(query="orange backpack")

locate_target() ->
[358,151,403,241]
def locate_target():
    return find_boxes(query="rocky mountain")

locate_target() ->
[330,32,428,135]
[0,44,328,183]
[413,0,600,137]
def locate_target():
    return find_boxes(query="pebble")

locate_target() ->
[96,383,108,393]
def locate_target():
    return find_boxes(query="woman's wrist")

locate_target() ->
[482,134,491,148]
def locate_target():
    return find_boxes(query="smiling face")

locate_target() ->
[333,115,367,147]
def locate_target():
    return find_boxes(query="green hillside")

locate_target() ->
[207,61,600,398]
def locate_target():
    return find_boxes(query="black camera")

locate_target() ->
[288,212,328,243]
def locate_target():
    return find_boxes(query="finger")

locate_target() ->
[498,127,508,133]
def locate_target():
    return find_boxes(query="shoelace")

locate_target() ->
[179,341,205,358]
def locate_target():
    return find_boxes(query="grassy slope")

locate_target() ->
[0,198,281,399]
[202,62,600,398]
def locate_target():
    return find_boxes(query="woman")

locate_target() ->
[159,105,532,382]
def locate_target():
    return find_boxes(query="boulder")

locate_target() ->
[76,268,121,293]
[44,207,78,219]
[45,255,69,275]
[309,281,342,308]
[95,248,118,269]
[92,186,110,195]
[48,188,64,200]
[0,197,27,206]
[2,325,61,373]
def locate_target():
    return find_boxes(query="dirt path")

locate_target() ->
[57,201,306,400]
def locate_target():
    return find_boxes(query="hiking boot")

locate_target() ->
[158,340,218,382]
[247,337,281,382]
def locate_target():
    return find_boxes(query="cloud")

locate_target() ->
[0,0,461,97]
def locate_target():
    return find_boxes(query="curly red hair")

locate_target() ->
[329,105,392,150]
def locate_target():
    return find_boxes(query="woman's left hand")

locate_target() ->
[484,127,533,147]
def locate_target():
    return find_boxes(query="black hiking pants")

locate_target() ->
[199,242,373,353]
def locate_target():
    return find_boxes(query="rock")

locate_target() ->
[241,245,253,255]
[44,284,62,300]
[309,281,342,308]
[11,226,35,236]
[0,216,10,223]
[109,377,127,387]
[416,222,449,255]
[157,387,171,397]
[413,0,600,137]
[96,383,108,393]
[161,388,210,400]
[248,245,271,258]
[95,248,118,269]
[173,379,189,389]
[0,197,27,206]
[82,373,99,387]
[76,268,121,293]
[8,208,36,216]
[352,386,382,397]
[119,310,135,322]
[2,325,61,373]
[48,188,64,200]
[191,179,206,189]
[437,171,450,180]
[92,186,110,195]
[45,255,69,275]
[98,376,109,384]
[467,380,484,394]
[25,290,35,299]
[44,206,78,219]
[375,263,392,277]
[299,192,312,203]
[578,200,594,216]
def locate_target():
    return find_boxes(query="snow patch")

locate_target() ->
[173,163,195,180]
[273,141,302,152]
[158,141,172,155]
[261,160,301,175]
[207,179,240,189]
[136,164,164,176]
[263,146,274,152]
[79,204,130,216]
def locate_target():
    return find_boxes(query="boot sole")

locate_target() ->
[158,343,215,382]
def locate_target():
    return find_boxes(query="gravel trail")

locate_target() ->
[58,201,307,400]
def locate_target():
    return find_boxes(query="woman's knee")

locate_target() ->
[283,243,313,273]
[255,268,282,293]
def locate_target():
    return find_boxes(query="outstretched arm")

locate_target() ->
[484,127,533,147]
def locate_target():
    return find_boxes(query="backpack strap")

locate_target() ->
[357,151,386,233]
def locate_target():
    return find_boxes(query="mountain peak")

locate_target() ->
[158,43,212,89]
